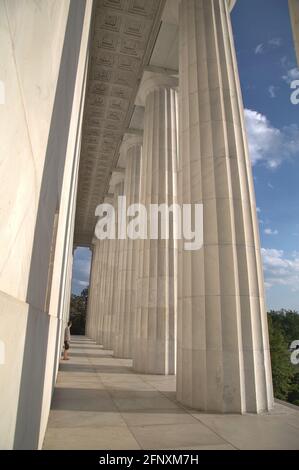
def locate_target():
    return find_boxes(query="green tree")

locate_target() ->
[70,287,89,334]
[268,314,295,400]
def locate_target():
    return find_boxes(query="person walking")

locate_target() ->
[63,320,72,360]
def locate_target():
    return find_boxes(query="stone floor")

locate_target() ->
[43,336,299,450]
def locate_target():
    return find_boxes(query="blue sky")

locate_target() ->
[72,0,299,311]
[231,0,299,310]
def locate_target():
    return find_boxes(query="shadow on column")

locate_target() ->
[13,0,86,449]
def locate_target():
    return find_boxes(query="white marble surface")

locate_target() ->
[43,336,299,450]
[97,195,113,346]
[176,0,273,413]
[114,137,142,359]
[0,0,69,301]
[0,291,28,448]
[133,74,178,374]
[0,0,93,449]
[86,240,102,342]
[102,197,117,349]
[289,0,299,64]
[107,181,125,350]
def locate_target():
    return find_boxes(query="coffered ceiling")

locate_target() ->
[74,0,237,247]
[74,0,166,246]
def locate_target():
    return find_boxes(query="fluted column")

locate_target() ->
[113,138,142,359]
[113,136,142,358]
[289,0,299,64]
[107,180,124,349]
[111,180,125,354]
[177,0,273,413]
[104,200,118,350]
[94,247,102,344]
[89,240,103,342]
[85,242,96,338]
[133,73,178,374]
[97,195,113,345]
[102,197,118,349]
[93,244,102,343]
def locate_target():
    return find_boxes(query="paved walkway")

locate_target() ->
[43,336,299,450]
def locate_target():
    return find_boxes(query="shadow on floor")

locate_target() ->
[59,362,134,374]
[69,352,114,358]
[70,352,114,359]
[51,388,117,411]
[51,387,181,413]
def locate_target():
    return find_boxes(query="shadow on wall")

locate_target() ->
[13,1,86,449]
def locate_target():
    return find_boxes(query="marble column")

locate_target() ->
[86,239,102,342]
[133,73,178,374]
[97,195,113,345]
[94,241,104,343]
[103,230,116,349]
[85,243,96,338]
[85,249,92,338]
[289,0,299,65]
[107,180,124,350]
[102,231,114,348]
[113,136,142,358]
[177,0,273,413]
[102,190,125,350]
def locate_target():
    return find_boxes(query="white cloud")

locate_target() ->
[268,37,282,47]
[256,207,263,225]
[255,38,282,55]
[282,67,299,84]
[244,109,299,168]
[255,43,264,54]
[264,281,273,289]
[268,85,278,98]
[261,248,299,292]
[264,228,278,235]
[72,247,92,294]
[74,279,89,288]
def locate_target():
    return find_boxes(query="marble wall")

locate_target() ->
[0,0,93,449]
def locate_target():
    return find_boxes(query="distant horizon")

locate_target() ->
[72,280,299,314]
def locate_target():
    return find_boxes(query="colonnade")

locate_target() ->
[86,0,274,413]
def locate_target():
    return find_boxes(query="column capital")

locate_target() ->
[136,71,178,106]
[103,195,113,205]
[121,134,143,154]
[111,169,125,180]
[110,171,125,193]
[114,179,124,198]
[179,0,237,11]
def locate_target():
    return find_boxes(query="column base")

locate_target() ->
[176,347,274,414]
